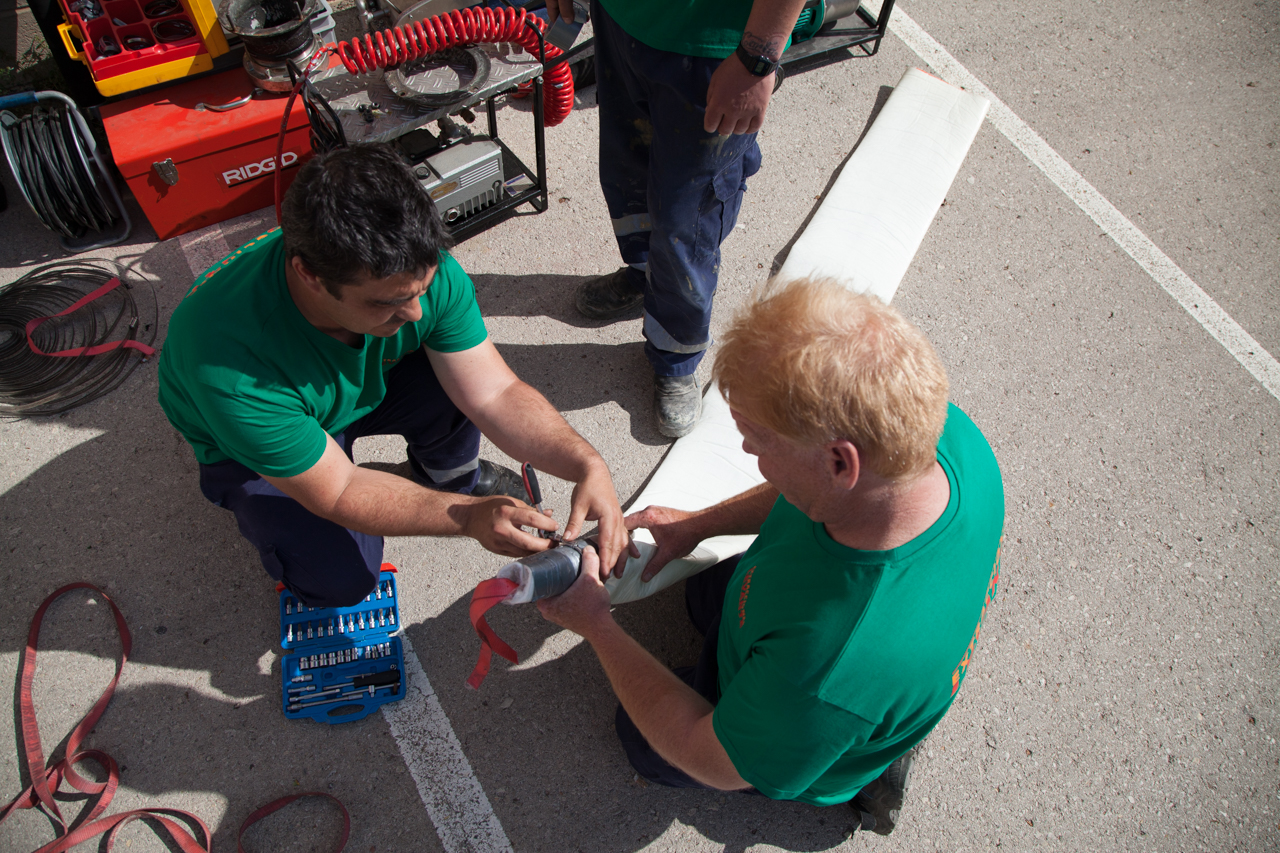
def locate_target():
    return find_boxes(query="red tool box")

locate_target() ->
[100,67,312,240]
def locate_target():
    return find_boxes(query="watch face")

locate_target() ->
[736,44,777,77]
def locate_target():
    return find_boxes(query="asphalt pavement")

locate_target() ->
[0,1,1277,851]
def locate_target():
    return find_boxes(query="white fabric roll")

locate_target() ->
[606,67,990,604]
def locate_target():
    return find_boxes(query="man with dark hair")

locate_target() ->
[538,279,1004,834]
[549,0,807,438]
[159,144,628,606]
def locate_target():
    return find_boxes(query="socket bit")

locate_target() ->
[286,623,293,642]
[328,617,335,637]
[285,599,293,614]
[306,622,313,640]
[389,609,396,626]
[375,583,382,600]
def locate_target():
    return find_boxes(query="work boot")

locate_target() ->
[849,747,916,836]
[576,267,645,321]
[470,460,528,500]
[654,373,702,439]
[410,457,527,500]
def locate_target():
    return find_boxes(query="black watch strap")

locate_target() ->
[735,42,780,77]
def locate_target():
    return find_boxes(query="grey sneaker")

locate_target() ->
[576,268,645,321]
[849,748,916,836]
[654,373,702,438]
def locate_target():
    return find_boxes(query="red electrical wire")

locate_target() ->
[333,5,574,126]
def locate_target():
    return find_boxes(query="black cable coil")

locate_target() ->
[0,261,157,417]
[5,104,122,242]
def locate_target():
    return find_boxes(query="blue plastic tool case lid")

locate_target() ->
[279,569,406,724]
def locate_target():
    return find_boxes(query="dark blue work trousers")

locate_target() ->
[198,349,481,607]
[615,555,761,793]
[592,0,762,377]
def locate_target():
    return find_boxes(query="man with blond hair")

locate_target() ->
[538,278,1005,833]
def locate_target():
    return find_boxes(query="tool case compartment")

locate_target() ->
[56,0,230,96]
[279,568,406,724]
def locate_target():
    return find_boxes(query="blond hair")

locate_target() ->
[713,278,949,480]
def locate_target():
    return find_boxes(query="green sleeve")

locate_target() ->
[189,365,329,478]
[712,650,875,800]
[422,254,489,354]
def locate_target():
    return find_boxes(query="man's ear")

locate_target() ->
[289,255,328,296]
[825,439,860,491]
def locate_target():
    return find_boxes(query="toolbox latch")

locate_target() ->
[152,158,179,186]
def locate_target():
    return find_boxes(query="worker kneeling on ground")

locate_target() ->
[158,144,628,607]
[537,278,1004,833]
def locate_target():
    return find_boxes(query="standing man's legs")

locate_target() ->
[584,0,761,437]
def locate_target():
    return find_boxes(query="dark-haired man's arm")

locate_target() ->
[263,436,559,557]
[428,340,630,573]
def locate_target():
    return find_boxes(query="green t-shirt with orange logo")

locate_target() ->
[712,404,1005,805]
[157,228,488,478]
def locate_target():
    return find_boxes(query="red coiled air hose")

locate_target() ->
[334,5,574,126]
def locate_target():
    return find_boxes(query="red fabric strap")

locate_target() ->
[237,792,350,852]
[24,277,157,358]
[0,583,211,853]
[467,578,519,689]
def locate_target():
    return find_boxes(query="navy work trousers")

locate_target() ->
[592,0,762,377]
[198,349,481,607]
[614,555,760,793]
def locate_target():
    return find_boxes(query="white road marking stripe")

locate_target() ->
[176,226,512,852]
[177,225,232,278]
[887,8,1280,403]
[383,634,514,853]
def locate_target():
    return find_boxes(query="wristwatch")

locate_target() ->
[734,42,780,77]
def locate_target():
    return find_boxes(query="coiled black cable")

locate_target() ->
[5,104,122,242]
[0,261,157,417]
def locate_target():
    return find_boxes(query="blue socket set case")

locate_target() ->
[279,569,406,724]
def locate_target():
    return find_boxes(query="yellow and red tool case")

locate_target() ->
[100,67,313,240]
[57,0,231,96]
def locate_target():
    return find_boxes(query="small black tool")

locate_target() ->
[522,462,560,540]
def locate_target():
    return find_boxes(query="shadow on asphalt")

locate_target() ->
[412,585,858,853]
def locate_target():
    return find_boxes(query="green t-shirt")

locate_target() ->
[598,0,755,59]
[712,404,1005,805]
[157,228,489,477]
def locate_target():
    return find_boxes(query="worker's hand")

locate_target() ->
[704,53,775,135]
[461,496,558,558]
[537,545,613,638]
[563,461,632,580]
[546,0,575,24]
[625,505,705,582]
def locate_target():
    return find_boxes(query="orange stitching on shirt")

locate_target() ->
[737,565,756,628]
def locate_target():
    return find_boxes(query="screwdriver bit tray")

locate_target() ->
[279,568,406,724]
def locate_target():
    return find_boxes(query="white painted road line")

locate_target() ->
[888,7,1280,404]
[383,634,514,853]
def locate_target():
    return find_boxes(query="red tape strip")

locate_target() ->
[237,792,350,853]
[24,277,157,358]
[467,577,519,689]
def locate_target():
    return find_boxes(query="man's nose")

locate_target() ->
[397,298,423,323]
